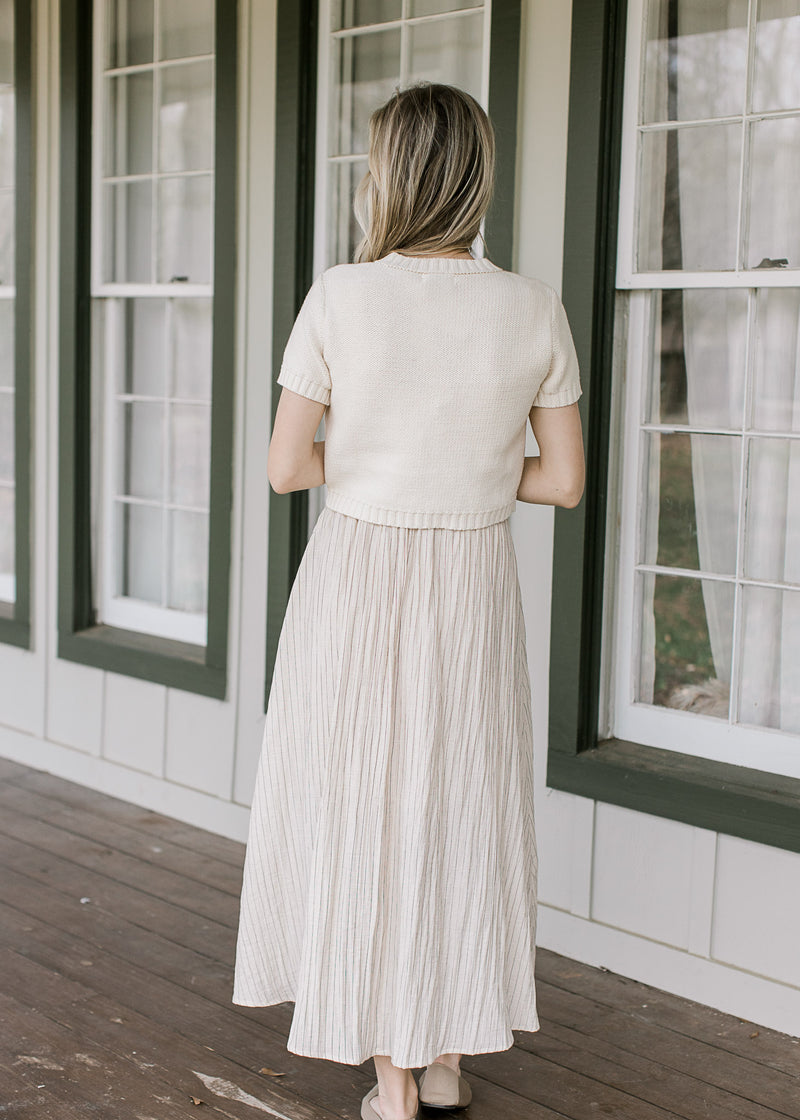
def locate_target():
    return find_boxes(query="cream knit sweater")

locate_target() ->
[276,250,582,529]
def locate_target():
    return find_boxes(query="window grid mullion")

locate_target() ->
[729,290,758,725]
[162,294,172,609]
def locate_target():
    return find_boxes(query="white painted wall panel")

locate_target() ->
[591,801,694,949]
[164,687,237,798]
[0,644,44,737]
[712,834,800,989]
[45,658,104,756]
[102,672,166,777]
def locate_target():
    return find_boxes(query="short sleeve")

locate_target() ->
[276,273,331,406]
[531,287,582,408]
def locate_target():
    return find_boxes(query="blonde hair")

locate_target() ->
[352,82,496,264]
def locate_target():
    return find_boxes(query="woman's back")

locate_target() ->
[277,250,582,529]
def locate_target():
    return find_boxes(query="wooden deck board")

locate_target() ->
[1,759,798,1119]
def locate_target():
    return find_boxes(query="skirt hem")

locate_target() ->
[284,1020,541,1069]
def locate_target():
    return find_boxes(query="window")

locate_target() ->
[546,0,800,854]
[609,0,800,779]
[0,0,30,647]
[58,0,237,696]
[92,0,216,645]
[316,0,490,268]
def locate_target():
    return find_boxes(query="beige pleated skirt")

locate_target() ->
[232,505,540,1069]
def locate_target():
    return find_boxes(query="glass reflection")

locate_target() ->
[740,586,800,733]
[648,289,747,427]
[637,571,733,718]
[753,289,800,432]
[640,432,740,575]
[642,0,748,123]
[331,29,401,156]
[753,0,800,113]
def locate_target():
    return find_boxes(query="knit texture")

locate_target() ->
[276,250,582,529]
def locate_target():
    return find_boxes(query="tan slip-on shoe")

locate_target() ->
[418,1062,472,1110]
[361,1082,421,1120]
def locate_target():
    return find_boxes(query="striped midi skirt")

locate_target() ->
[231,505,540,1069]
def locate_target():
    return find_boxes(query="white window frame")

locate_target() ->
[606,0,800,780]
[90,0,214,647]
[308,0,493,528]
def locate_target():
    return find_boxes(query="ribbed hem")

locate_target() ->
[531,384,583,407]
[276,368,331,405]
[324,488,515,529]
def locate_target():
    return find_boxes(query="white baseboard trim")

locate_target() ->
[0,729,251,844]
[538,904,800,1040]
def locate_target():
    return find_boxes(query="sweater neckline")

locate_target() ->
[381,250,502,274]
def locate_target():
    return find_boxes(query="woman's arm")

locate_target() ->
[517,400,585,508]
[268,387,328,493]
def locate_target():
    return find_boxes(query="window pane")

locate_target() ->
[331,29,401,156]
[642,0,748,123]
[106,0,154,68]
[637,124,740,271]
[753,0,800,113]
[328,157,368,265]
[116,500,161,602]
[157,173,213,283]
[409,0,482,15]
[747,116,800,271]
[119,400,164,500]
[636,571,733,718]
[740,586,800,732]
[104,72,153,176]
[160,0,214,60]
[408,12,483,99]
[169,402,210,508]
[158,61,214,173]
[0,386,12,480]
[640,432,740,575]
[120,298,165,397]
[172,298,212,400]
[647,289,747,427]
[168,509,208,611]
[0,485,13,589]
[0,0,13,84]
[0,297,12,388]
[753,289,800,432]
[744,438,800,584]
[103,180,153,283]
[331,1,402,31]
[0,85,14,185]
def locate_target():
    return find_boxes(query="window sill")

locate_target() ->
[58,623,227,699]
[546,737,800,854]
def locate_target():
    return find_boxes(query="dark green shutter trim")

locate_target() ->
[265,0,318,710]
[205,0,238,678]
[485,0,521,272]
[0,0,33,649]
[57,0,237,700]
[547,0,800,853]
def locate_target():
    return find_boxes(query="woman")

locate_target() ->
[232,82,585,1120]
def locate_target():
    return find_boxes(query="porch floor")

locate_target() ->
[0,756,797,1119]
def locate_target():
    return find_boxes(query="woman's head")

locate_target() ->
[352,82,496,263]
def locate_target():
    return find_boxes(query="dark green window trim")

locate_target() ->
[57,0,238,700]
[0,0,32,649]
[265,0,522,707]
[547,0,800,854]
